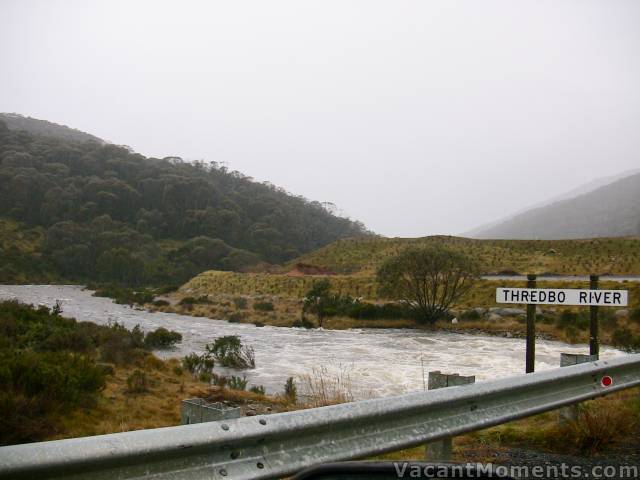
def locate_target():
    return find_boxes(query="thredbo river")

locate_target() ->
[0,285,625,398]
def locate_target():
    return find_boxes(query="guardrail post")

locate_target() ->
[424,371,475,461]
[558,353,598,422]
[181,398,241,424]
[590,274,599,357]
[526,274,537,373]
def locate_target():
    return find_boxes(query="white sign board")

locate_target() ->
[496,288,628,307]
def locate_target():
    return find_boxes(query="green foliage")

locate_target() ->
[377,246,479,323]
[253,301,274,312]
[249,385,266,395]
[611,328,640,353]
[557,310,577,328]
[292,317,315,329]
[630,307,640,324]
[182,352,215,376]
[0,349,106,445]
[227,375,248,391]
[178,296,210,306]
[208,336,255,369]
[92,286,154,305]
[233,297,248,309]
[98,323,146,365]
[0,119,369,285]
[143,327,182,349]
[283,376,297,403]
[345,301,415,320]
[0,301,115,445]
[126,370,148,393]
[460,309,482,321]
[303,279,333,327]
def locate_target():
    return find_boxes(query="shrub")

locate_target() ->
[0,349,106,445]
[93,286,153,305]
[611,328,640,353]
[233,297,248,310]
[126,370,148,393]
[253,301,274,312]
[209,336,255,369]
[179,297,197,306]
[460,309,481,321]
[600,311,618,331]
[284,376,297,403]
[211,373,227,387]
[345,301,415,321]
[182,352,215,375]
[179,296,210,306]
[98,323,147,365]
[249,385,266,395]
[630,307,640,324]
[564,325,580,343]
[144,327,182,349]
[172,365,183,376]
[152,299,170,307]
[156,285,179,294]
[557,310,577,328]
[228,376,248,391]
[227,312,244,323]
[253,321,265,327]
[558,404,636,454]
[292,317,315,329]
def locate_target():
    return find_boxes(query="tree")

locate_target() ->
[303,279,333,328]
[376,245,478,324]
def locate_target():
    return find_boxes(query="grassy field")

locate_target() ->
[287,235,640,276]
[160,278,640,346]
[183,271,640,306]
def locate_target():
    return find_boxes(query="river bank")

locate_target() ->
[0,285,627,398]
[147,288,637,346]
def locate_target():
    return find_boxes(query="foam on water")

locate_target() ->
[0,285,625,398]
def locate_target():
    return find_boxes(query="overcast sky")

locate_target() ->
[1,1,639,237]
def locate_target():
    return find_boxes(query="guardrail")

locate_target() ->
[1,354,639,480]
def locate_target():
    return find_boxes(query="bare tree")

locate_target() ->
[377,245,478,323]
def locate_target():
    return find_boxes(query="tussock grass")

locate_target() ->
[374,387,640,462]
[289,235,640,277]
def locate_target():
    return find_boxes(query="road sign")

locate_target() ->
[496,288,628,306]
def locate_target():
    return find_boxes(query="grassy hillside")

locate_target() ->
[182,270,640,310]
[473,172,640,239]
[183,270,378,299]
[287,236,640,276]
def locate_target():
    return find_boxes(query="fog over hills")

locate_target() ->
[469,172,640,239]
[0,113,106,144]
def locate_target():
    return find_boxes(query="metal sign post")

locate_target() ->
[590,274,599,357]
[526,274,536,373]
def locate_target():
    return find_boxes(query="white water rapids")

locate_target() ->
[0,285,625,398]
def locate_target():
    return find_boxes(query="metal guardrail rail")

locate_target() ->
[1,354,639,480]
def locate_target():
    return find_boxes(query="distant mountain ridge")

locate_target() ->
[0,113,106,144]
[464,169,640,238]
[470,172,640,239]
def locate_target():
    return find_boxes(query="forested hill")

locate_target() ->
[0,113,105,144]
[0,118,369,285]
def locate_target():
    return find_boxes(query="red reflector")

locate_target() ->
[601,376,613,387]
